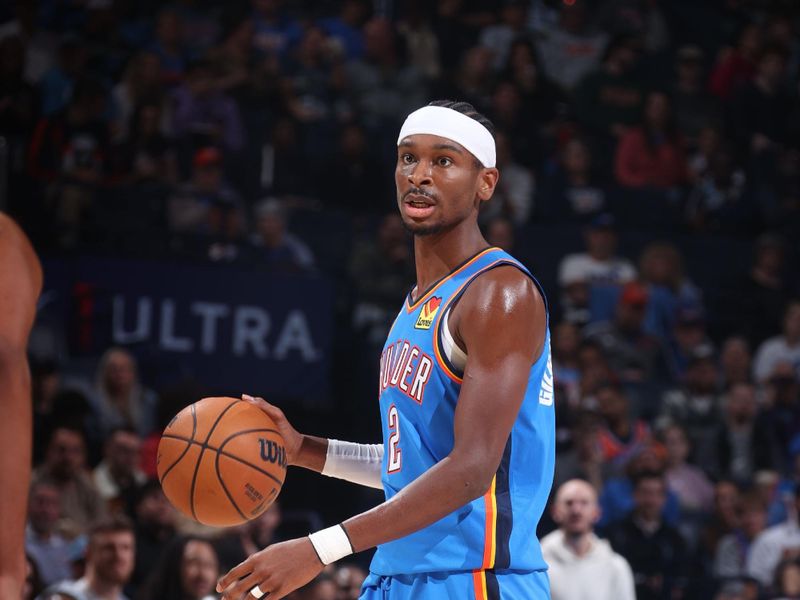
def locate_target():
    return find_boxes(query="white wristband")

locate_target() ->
[308,524,353,565]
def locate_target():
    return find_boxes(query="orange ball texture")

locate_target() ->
[157,396,287,527]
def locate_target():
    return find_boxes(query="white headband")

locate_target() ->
[397,106,496,168]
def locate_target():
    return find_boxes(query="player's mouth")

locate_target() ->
[403,193,436,219]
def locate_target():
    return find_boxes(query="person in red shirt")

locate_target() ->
[614,90,687,190]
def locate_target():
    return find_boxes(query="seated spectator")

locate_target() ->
[773,559,800,600]
[170,59,244,153]
[289,573,338,600]
[552,415,605,495]
[92,348,158,439]
[753,300,800,383]
[719,336,753,389]
[251,0,303,59]
[542,479,636,600]
[113,99,177,186]
[249,199,315,273]
[148,9,188,87]
[709,23,761,101]
[39,515,135,600]
[38,35,87,116]
[746,485,800,588]
[480,132,534,226]
[756,363,800,475]
[26,481,71,587]
[487,81,541,166]
[714,494,767,580]
[576,339,613,401]
[540,137,607,221]
[658,344,723,474]
[484,216,516,254]
[605,471,688,600]
[535,0,607,93]
[168,146,244,235]
[687,124,722,182]
[552,321,583,408]
[214,503,282,573]
[716,382,773,484]
[318,0,368,61]
[479,0,531,71]
[585,282,669,384]
[595,380,651,472]
[699,481,742,565]
[685,143,749,233]
[614,90,687,190]
[396,2,442,81]
[33,427,106,538]
[92,428,146,514]
[662,423,715,515]
[435,45,495,115]
[573,34,644,144]
[136,536,219,600]
[667,306,713,380]
[111,52,163,143]
[671,45,718,144]
[333,564,368,600]
[130,481,178,591]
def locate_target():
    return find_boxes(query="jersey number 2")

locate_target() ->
[387,404,402,473]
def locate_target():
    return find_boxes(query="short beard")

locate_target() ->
[402,218,445,237]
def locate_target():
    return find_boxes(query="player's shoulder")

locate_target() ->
[464,263,542,313]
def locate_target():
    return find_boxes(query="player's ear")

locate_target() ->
[477,167,499,202]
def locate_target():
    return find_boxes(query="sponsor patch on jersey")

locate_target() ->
[415,296,442,330]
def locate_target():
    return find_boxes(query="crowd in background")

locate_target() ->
[3,0,800,598]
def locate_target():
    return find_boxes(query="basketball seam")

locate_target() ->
[214,448,250,522]
[161,430,286,487]
[189,399,240,522]
[158,403,199,486]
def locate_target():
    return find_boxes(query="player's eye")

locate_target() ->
[437,157,453,167]
[401,153,415,164]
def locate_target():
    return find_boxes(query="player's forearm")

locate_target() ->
[293,435,328,472]
[342,451,494,552]
[0,349,32,594]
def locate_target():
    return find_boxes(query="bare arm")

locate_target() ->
[0,214,42,599]
[219,266,545,598]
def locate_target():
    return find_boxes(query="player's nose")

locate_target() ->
[407,161,433,187]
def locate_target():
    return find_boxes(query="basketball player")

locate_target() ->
[218,101,555,600]
[0,213,42,598]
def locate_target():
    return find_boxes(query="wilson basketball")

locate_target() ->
[157,396,287,527]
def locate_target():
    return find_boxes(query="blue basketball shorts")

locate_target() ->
[359,569,550,600]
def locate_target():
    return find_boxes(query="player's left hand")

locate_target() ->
[216,537,323,600]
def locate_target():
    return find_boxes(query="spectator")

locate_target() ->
[756,363,800,475]
[170,58,245,154]
[436,45,495,115]
[594,380,651,471]
[572,34,644,143]
[488,81,541,165]
[585,281,669,384]
[773,559,800,600]
[92,428,146,515]
[535,0,608,93]
[251,0,303,59]
[480,131,534,225]
[753,300,800,383]
[33,427,106,538]
[658,344,723,474]
[667,305,713,380]
[92,348,158,439]
[552,321,582,408]
[168,146,244,235]
[662,423,715,515]
[39,515,135,600]
[26,481,71,587]
[614,90,687,190]
[289,573,338,600]
[130,481,178,591]
[671,45,718,144]
[709,23,761,101]
[396,2,442,81]
[249,198,315,272]
[207,19,255,99]
[113,99,178,186]
[714,494,767,579]
[719,336,753,389]
[148,9,188,87]
[484,216,515,253]
[716,382,773,484]
[558,214,636,289]
[605,471,688,600]
[111,52,163,142]
[479,0,530,70]
[541,137,607,220]
[136,536,219,600]
[552,416,605,494]
[333,563,367,600]
[699,481,742,565]
[542,479,636,600]
[38,35,87,116]
[214,503,281,573]
[746,485,800,588]
[685,143,749,233]
[319,0,369,61]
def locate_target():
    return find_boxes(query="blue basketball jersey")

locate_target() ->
[371,247,556,578]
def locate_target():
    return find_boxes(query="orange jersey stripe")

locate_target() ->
[472,570,488,600]
[405,247,499,313]
[481,476,498,569]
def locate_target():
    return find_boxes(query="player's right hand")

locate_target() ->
[242,394,303,466]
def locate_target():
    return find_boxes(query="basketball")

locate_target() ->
[157,396,287,527]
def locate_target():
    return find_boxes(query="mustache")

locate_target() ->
[403,188,437,202]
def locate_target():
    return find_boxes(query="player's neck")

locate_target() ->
[412,226,489,300]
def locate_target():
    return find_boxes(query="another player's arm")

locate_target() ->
[219,266,545,599]
[0,214,42,599]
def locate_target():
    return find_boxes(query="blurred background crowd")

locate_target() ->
[2,0,800,598]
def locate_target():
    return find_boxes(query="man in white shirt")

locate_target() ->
[558,214,636,289]
[542,479,636,600]
[746,484,800,587]
[753,300,800,383]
